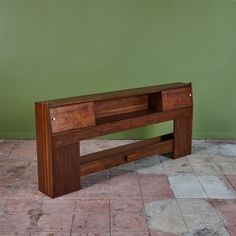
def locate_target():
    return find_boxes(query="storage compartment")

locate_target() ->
[148,92,163,112]
[94,95,150,124]
[162,87,192,111]
[50,102,96,133]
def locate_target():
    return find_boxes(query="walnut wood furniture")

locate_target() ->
[35,82,193,198]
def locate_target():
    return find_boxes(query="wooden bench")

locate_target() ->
[35,82,193,198]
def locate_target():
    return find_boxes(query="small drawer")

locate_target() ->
[162,87,192,111]
[50,102,95,133]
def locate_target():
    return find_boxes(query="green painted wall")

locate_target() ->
[0,0,235,139]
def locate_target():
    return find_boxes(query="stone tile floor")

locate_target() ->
[0,139,236,235]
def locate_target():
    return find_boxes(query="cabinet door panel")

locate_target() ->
[50,102,95,133]
[162,87,192,111]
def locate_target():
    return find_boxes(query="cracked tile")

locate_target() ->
[206,141,236,157]
[198,175,236,199]
[177,199,226,233]
[211,199,236,235]
[145,199,229,235]
[168,174,207,198]
[186,153,213,165]
[189,162,222,175]
[161,158,193,175]
[211,154,236,174]
[145,199,187,234]
[225,174,236,190]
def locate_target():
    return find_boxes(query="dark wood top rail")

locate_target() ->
[35,82,193,198]
[37,82,189,107]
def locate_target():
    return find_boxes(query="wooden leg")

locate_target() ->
[52,142,80,198]
[173,116,192,159]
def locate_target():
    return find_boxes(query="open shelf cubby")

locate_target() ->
[94,92,163,125]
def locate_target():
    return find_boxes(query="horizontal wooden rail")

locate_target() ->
[80,134,173,176]
[80,133,173,164]
[52,107,192,147]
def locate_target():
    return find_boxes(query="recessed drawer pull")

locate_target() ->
[126,153,138,161]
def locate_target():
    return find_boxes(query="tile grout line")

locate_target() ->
[206,149,236,194]
[185,155,210,199]
[188,143,232,235]
[107,169,112,236]
[175,198,191,233]
[159,155,190,233]
[160,151,207,233]
[185,141,214,198]
[158,154,186,199]
[207,198,231,236]
[6,141,18,159]
[204,146,236,198]
[69,199,76,236]
[224,175,236,192]
[165,143,229,234]
[134,161,151,236]
[205,149,235,235]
